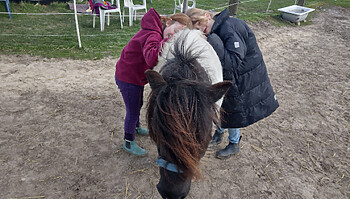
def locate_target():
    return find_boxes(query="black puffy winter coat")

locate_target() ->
[207,9,279,128]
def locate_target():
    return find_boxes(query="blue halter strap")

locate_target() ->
[156,158,183,173]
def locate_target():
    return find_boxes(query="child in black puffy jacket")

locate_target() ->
[186,8,279,159]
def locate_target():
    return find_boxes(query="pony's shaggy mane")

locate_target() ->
[146,32,217,180]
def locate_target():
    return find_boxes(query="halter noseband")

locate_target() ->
[156,158,183,173]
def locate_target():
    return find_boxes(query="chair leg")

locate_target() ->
[119,12,123,29]
[93,11,96,28]
[129,7,132,26]
[5,0,12,19]
[100,9,105,31]
[107,13,110,26]
[122,8,125,22]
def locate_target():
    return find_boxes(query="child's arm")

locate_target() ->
[207,33,240,97]
[226,25,247,55]
[207,33,224,62]
[208,24,248,77]
[207,33,236,80]
[143,34,166,68]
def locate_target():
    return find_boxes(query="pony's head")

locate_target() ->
[146,34,231,181]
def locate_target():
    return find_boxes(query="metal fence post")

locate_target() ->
[182,0,188,13]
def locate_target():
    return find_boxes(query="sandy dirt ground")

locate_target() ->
[0,6,349,199]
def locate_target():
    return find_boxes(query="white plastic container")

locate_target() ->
[278,5,315,23]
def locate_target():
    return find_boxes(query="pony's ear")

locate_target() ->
[207,81,232,104]
[145,69,167,90]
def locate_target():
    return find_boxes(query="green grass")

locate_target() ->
[0,0,349,59]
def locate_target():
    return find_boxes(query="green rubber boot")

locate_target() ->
[135,125,149,135]
[123,139,147,156]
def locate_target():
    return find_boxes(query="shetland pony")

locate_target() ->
[146,30,232,198]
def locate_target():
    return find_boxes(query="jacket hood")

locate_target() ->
[141,8,163,34]
[211,8,230,33]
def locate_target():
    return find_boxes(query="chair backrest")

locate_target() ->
[124,0,146,8]
[124,0,133,7]
[90,0,120,14]
[184,0,195,9]
[175,0,182,9]
[175,0,195,12]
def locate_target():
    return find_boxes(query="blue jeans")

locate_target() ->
[216,125,240,144]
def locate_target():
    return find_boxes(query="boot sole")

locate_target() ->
[215,151,239,159]
[123,146,147,156]
[215,154,232,159]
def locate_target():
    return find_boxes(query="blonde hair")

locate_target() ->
[185,8,215,26]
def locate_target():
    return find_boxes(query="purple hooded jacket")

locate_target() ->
[115,8,166,86]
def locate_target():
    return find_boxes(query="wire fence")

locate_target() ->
[0,0,301,48]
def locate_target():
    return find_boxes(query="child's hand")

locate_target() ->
[200,34,207,40]
[164,33,173,39]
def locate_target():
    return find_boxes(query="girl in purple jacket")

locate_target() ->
[115,8,192,155]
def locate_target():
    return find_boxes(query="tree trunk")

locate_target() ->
[229,0,239,16]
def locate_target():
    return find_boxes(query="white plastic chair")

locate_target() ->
[123,0,147,26]
[93,0,123,31]
[174,0,196,14]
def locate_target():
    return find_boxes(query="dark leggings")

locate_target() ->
[115,76,144,141]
